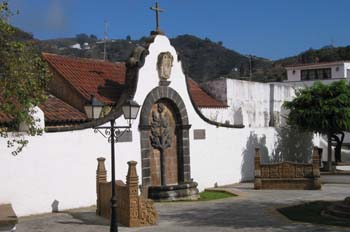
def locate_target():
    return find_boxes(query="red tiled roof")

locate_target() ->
[0,95,14,125]
[40,95,88,125]
[187,79,227,108]
[0,95,88,126]
[43,53,126,105]
[0,112,12,124]
[43,53,226,109]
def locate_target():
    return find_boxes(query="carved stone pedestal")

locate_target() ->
[322,197,350,220]
[148,182,199,201]
[96,159,158,227]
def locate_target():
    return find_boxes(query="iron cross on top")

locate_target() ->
[150,2,164,32]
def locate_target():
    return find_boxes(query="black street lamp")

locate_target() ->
[90,97,140,232]
[84,95,104,119]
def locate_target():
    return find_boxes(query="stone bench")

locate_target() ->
[254,147,321,190]
[0,204,17,232]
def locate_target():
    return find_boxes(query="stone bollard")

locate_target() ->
[312,147,322,189]
[312,147,320,177]
[96,157,107,215]
[125,161,140,227]
[254,148,262,189]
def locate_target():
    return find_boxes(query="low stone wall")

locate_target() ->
[96,158,158,227]
[254,147,321,190]
[0,204,17,232]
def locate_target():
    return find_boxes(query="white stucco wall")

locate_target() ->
[0,126,139,216]
[0,35,303,216]
[201,79,295,127]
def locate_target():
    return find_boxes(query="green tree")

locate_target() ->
[283,80,350,171]
[0,0,52,155]
[272,126,313,163]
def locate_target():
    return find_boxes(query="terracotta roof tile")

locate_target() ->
[0,112,12,124]
[187,79,227,108]
[43,53,126,105]
[0,95,88,126]
[40,95,88,125]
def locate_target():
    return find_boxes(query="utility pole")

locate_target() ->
[249,55,252,81]
[104,20,109,61]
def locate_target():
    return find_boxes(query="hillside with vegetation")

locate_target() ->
[38,33,274,83]
[11,27,350,83]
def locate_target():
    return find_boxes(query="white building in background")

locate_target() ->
[285,61,350,86]
[70,43,82,50]
[200,79,295,128]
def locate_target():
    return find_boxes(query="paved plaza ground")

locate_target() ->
[16,183,350,232]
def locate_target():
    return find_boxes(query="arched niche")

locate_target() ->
[139,86,192,188]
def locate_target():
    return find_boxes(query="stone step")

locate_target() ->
[335,204,350,212]
[336,162,350,166]
[320,172,350,184]
[325,206,350,219]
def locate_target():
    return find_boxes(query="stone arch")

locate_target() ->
[139,86,191,188]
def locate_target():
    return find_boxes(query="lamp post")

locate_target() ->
[248,55,252,81]
[84,95,104,119]
[87,97,140,232]
[241,54,253,81]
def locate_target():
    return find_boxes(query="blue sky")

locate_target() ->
[8,0,350,60]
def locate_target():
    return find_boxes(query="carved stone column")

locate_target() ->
[126,161,140,227]
[96,157,107,214]
[254,148,262,189]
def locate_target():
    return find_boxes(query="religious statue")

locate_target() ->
[157,52,173,81]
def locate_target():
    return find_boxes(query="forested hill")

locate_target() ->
[11,28,350,83]
[275,45,350,65]
[37,34,273,83]
[170,35,273,82]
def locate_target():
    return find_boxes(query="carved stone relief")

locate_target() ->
[149,102,177,186]
[157,52,173,81]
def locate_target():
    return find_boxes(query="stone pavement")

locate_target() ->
[16,183,350,232]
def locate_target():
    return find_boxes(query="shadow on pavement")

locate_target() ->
[157,200,338,231]
[58,211,109,226]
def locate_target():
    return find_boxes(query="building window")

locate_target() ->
[301,68,331,81]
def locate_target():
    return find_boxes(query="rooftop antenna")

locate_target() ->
[103,20,109,60]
